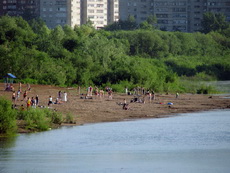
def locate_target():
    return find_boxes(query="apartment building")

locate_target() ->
[108,0,119,24]
[81,0,119,29]
[0,0,118,29]
[0,0,40,20]
[40,0,81,28]
[119,0,230,32]
[82,0,113,29]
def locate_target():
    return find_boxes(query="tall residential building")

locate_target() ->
[81,0,119,29]
[119,0,230,32]
[0,0,118,29]
[81,0,107,29]
[40,0,81,28]
[0,0,40,20]
[108,0,119,24]
[189,0,230,32]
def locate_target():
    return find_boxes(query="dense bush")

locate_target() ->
[0,97,17,136]
[18,108,63,132]
[0,96,63,135]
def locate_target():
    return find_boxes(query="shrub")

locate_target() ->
[20,108,50,131]
[18,108,63,131]
[0,97,17,136]
[65,113,75,124]
[196,85,217,94]
[44,108,63,124]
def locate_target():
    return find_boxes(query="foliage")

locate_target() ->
[0,16,229,93]
[201,12,229,34]
[139,15,158,30]
[196,85,217,94]
[17,108,63,132]
[65,113,75,124]
[0,97,17,135]
[104,15,138,31]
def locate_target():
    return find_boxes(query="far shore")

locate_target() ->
[1,83,230,132]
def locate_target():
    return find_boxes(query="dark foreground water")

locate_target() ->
[1,110,230,173]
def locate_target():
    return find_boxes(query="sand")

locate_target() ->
[1,83,230,130]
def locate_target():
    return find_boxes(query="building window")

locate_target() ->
[97,10,103,13]
[88,9,94,13]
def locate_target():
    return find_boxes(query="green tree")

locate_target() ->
[201,12,229,34]
[140,15,158,30]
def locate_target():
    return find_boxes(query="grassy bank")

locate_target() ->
[0,96,63,136]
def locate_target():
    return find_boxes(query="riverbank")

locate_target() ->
[1,83,230,132]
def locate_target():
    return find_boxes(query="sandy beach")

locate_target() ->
[1,83,230,131]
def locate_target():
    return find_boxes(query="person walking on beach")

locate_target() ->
[88,86,93,96]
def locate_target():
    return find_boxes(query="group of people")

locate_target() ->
[25,96,39,109]
[48,91,67,107]
[9,82,40,110]
[9,82,71,109]
[125,86,148,96]
[82,86,112,99]
[9,83,179,112]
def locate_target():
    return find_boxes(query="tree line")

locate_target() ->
[0,15,229,93]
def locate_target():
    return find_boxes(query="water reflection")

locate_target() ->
[0,137,17,173]
[0,137,16,149]
[0,110,230,173]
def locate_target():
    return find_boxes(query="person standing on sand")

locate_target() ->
[108,89,113,100]
[36,95,39,106]
[63,92,67,102]
[27,97,31,109]
[27,83,31,91]
[176,92,179,98]
[16,89,20,101]
[125,87,128,95]
[23,90,27,101]
[48,96,53,106]
[99,89,104,98]
[94,86,99,97]
[89,86,93,96]
[31,97,36,108]
[58,91,62,100]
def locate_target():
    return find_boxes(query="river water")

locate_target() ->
[0,110,230,173]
